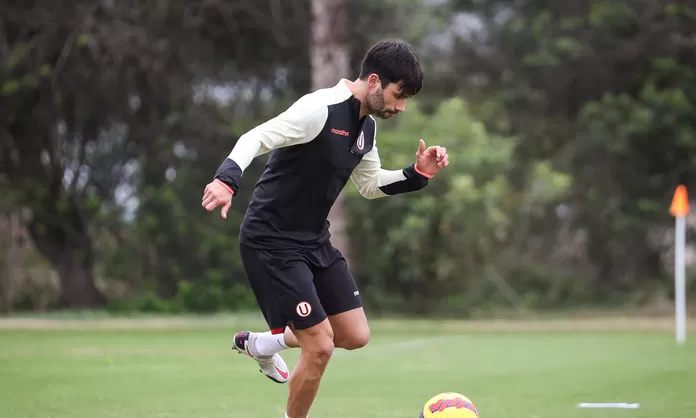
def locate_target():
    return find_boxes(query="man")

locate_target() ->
[201,39,449,418]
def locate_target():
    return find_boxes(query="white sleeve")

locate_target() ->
[228,95,328,173]
[350,124,431,199]
[350,144,407,199]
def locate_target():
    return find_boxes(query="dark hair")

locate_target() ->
[358,39,424,97]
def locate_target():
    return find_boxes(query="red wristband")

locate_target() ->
[414,164,434,179]
[214,179,235,195]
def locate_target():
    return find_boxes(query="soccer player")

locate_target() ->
[201,40,449,418]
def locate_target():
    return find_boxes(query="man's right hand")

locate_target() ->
[202,179,234,219]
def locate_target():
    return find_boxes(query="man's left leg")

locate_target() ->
[244,247,369,353]
[311,246,370,350]
[251,306,368,353]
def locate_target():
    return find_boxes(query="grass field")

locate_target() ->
[1,314,695,418]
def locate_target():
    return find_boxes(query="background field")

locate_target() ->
[1,314,695,418]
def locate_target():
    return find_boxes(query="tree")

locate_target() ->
[0,0,311,307]
[443,0,696,295]
[344,98,570,315]
[311,0,353,264]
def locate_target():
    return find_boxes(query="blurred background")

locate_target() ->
[1,0,695,319]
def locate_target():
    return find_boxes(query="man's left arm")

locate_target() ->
[350,139,448,200]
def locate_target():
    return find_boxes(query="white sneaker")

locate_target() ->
[232,331,290,384]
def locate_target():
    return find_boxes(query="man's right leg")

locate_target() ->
[264,256,336,418]
[236,243,334,417]
[285,319,335,418]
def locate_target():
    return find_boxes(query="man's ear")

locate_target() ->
[368,73,381,90]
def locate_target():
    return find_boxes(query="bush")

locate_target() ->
[345,98,572,315]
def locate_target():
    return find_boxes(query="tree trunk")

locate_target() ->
[311,0,350,91]
[28,204,105,308]
[0,209,23,314]
[311,0,352,265]
[55,247,104,308]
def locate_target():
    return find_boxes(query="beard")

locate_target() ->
[366,88,398,119]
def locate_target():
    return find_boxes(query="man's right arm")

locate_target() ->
[213,95,328,194]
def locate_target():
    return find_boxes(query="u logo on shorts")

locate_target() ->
[296,301,312,317]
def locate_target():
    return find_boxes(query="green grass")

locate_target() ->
[1,315,695,417]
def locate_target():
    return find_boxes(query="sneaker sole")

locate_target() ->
[232,346,287,384]
[259,368,287,384]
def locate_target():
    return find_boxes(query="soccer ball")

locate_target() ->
[420,392,479,418]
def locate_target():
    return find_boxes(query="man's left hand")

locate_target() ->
[415,139,449,176]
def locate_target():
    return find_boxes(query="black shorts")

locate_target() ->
[239,241,362,332]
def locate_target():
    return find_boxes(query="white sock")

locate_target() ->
[250,330,289,357]
[285,414,308,418]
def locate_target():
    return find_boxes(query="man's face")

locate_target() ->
[366,76,409,119]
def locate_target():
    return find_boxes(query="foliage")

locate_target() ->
[344,98,571,316]
[3,0,696,314]
[0,0,312,307]
[440,0,696,296]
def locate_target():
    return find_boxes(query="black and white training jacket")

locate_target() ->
[214,79,432,249]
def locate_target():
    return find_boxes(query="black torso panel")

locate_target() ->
[240,95,377,249]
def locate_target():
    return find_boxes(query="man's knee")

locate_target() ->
[305,331,334,363]
[328,307,370,350]
[307,337,335,365]
[294,320,335,365]
[337,325,370,350]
